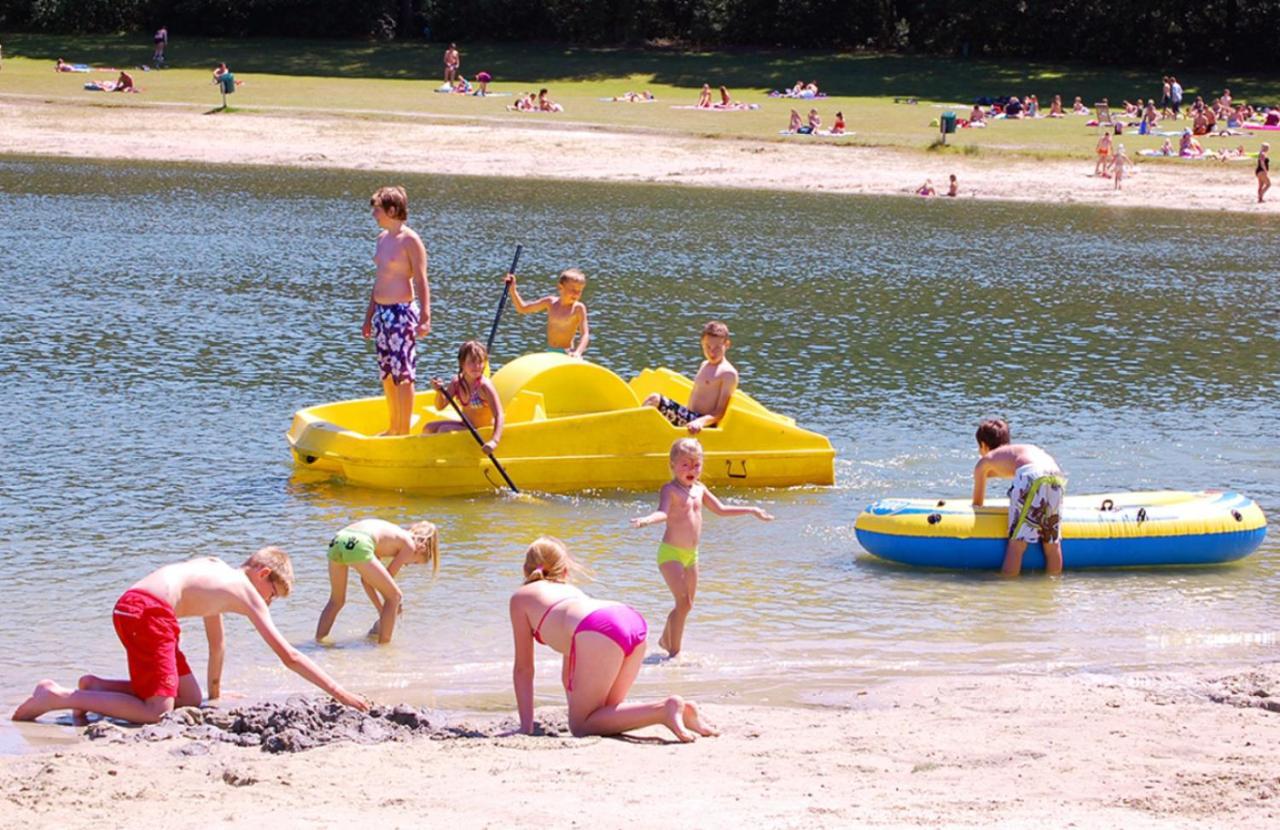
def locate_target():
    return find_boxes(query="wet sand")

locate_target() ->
[1,96,1275,215]
[5,665,1280,828]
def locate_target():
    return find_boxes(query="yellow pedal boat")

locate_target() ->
[287,353,835,494]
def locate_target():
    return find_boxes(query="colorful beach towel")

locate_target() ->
[671,103,760,111]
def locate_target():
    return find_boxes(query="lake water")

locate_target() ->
[1,156,1276,751]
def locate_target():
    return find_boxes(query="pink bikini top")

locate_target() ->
[533,597,572,644]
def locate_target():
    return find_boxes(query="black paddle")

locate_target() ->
[434,379,519,493]
[486,244,524,357]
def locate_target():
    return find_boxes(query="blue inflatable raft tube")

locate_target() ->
[854,490,1267,570]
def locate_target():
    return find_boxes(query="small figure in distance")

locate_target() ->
[697,83,712,108]
[831,110,847,135]
[947,173,959,197]
[56,57,73,72]
[443,42,460,84]
[642,320,738,435]
[1112,143,1130,190]
[971,418,1067,576]
[426,340,505,454]
[806,108,821,133]
[1259,143,1271,203]
[12,549,369,724]
[787,108,802,133]
[504,268,591,358]
[631,438,774,657]
[152,25,168,67]
[316,519,439,645]
[1049,94,1065,117]
[475,70,492,95]
[509,536,719,740]
[362,186,430,436]
[114,70,135,93]
[916,179,937,197]
[1094,130,1113,176]
[719,85,733,107]
[1072,96,1089,115]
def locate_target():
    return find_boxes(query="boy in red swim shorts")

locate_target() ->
[13,548,369,724]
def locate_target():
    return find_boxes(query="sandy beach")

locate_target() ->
[4,666,1280,828]
[2,95,1275,214]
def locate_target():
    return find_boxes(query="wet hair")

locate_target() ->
[702,320,730,339]
[976,418,1011,451]
[558,268,586,286]
[457,340,488,370]
[409,521,440,577]
[522,536,590,584]
[370,186,408,221]
[243,546,294,598]
[670,437,703,463]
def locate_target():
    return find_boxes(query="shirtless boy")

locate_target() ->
[443,43,460,83]
[971,418,1067,576]
[643,320,738,435]
[316,519,439,645]
[631,438,773,656]
[362,186,431,435]
[13,549,368,724]
[504,268,591,357]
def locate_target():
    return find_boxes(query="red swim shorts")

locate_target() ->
[112,589,192,699]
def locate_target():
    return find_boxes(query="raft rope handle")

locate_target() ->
[1136,508,1148,523]
[936,499,946,507]
[927,513,942,525]
[1232,510,1243,522]
[1100,498,1115,511]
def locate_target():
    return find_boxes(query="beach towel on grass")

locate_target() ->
[671,103,760,111]
[778,130,855,137]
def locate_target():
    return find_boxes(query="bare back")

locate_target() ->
[342,518,413,559]
[512,582,618,656]
[129,557,260,618]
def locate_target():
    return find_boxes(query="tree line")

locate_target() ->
[5,0,1277,70]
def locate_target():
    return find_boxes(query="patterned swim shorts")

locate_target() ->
[654,395,704,428]
[373,302,419,385]
[1007,464,1067,544]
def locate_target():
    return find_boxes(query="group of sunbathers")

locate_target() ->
[769,79,823,99]
[509,88,562,112]
[690,83,757,110]
[783,108,846,135]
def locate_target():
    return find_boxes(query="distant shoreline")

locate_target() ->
[2,96,1274,216]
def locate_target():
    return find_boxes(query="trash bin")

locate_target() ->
[219,72,236,95]
[940,111,957,134]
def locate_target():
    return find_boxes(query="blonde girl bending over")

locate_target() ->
[508,537,718,741]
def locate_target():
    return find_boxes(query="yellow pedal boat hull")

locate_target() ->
[287,353,835,494]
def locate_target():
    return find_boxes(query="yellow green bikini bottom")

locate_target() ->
[656,542,698,568]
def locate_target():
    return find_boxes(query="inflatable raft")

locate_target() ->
[288,353,834,494]
[855,490,1266,569]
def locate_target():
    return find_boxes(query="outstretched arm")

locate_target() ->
[510,596,536,734]
[204,615,226,700]
[703,488,773,520]
[245,602,368,710]
[631,486,671,527]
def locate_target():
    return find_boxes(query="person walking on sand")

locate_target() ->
[362,186,430,436]
[1094,131,1113,177]
[1258,143,1271,203]
[509,537,719,741]
[12,549,369,725]
[631,438,773,657]
[1112,144,1130,190]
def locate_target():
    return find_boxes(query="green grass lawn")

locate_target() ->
[4,33,1278,159]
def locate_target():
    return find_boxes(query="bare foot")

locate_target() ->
[681,700,719,737]
[658,628,670,653]
[12,680,67,721]
[661,696,695,743]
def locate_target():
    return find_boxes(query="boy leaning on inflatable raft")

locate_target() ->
[971,418,1066,577]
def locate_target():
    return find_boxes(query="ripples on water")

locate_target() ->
[1,157,1276,733]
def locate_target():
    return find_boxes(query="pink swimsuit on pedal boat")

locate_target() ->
[533,598,648,691]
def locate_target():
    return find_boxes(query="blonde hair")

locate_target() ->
[669,437,703,464]
[409,521,440,577]
[558,268,586,286]
[370,186,408,221]
[702,320,730,339]
[243,546,294,598]
[522,536,590,584]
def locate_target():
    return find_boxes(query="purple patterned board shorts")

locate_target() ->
[655,394,704,427]
[373,302,419,385]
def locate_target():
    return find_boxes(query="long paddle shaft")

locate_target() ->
[486,244,524,356]
[436,382,519,493]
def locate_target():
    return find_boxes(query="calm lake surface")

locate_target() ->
[1,157,1277,750]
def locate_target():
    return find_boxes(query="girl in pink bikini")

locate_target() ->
[508,537,718,741]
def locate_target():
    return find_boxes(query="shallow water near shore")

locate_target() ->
[1,156,1277,752]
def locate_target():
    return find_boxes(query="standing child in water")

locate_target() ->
[425,340,505,453]
[631,438,773,657]
[362,186,430,436]
[972,418,1067,576]
[316,519,439,645]
[503,268,591,357]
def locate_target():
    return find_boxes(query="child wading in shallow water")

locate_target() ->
[315,519,439,645]
[971,418,1067,576]
[631,438,773,656]
[504,268,591,357]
